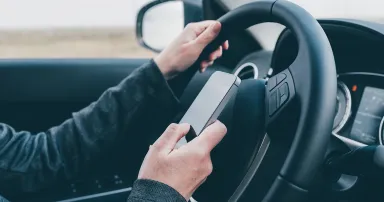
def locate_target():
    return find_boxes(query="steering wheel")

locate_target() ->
[178,0,337,201]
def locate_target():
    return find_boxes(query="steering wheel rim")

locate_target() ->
[193,0,337,201]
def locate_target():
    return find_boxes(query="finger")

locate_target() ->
[200,61,209,72]
[153,123,191,152]
[209,46,222,61]
[195,21,221,47]
[187,121,227,153]
[186,20,217,35]
[200,60,215,72]
[222,40,229,50]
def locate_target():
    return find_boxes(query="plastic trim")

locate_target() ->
[233,62,259,79]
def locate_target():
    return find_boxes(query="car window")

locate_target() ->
[0,0,156,58]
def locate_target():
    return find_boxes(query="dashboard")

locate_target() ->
[230,19,384,201]
[335,73,384,146]
[232,20,384,149]
[267,19,384,148]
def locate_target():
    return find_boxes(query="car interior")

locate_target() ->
[2,0,384,201]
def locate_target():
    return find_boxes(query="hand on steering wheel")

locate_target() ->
[154,21,229,80]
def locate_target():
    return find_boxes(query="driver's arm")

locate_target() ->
[0,60,179,196]
[0,20,226,200]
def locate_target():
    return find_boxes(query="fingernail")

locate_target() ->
[224,41,229,50]
[180,123,191,129]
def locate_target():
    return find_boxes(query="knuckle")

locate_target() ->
[166,123,179,133]
[147,145,160,157]
[185,23,195,30]
[152,140,162,148]
[207,30,216,39]
[197,159,213,176]
[205,161,213,175]
[149,143,162,152]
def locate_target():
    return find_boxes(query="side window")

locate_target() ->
[0,0,163,58]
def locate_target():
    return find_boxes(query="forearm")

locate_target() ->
[0,60,180,196]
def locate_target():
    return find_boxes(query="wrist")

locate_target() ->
[154,55,176,80]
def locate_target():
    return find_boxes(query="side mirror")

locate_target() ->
[136,0,185,52]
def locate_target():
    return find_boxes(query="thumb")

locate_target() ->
[187,121,227,153]
[195,21,221,47]
[153,123,191,153]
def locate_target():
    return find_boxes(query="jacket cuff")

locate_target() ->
[141,59,180,112]
[128,179,187,202]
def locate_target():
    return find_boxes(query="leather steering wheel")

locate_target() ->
[181,0,337,201]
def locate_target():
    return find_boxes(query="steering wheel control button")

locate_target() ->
[268,76,277,91]
[280,94,289,106]
[277,73,287,84]
[269,91,278,116]
[279,83,290,106]
[279,83,288,96]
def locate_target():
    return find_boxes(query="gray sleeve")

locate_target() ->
[0,60,180,196]
[127,179,187,202]
[0,196,9,202]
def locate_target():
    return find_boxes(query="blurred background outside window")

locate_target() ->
[0,0,157,58]
[1,0,383,58]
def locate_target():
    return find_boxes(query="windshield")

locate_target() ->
[221,0,384,21]
[220,0,384,50]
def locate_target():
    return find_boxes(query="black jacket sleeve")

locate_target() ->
[0,60,184,200]
[127,179,187,202]
[0,196,8,202]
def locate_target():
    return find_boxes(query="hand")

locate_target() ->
[137,121,227,201]
[155,20,229,79]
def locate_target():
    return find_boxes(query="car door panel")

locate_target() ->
[0,59,149,132]
[0,59,151,202]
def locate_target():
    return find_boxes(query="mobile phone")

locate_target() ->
[176,71,241,147]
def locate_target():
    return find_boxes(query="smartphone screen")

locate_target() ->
[177,71,240,146]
